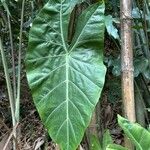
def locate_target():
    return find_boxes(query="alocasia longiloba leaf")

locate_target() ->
[26,1,106,149]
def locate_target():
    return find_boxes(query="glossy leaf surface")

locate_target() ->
[26,1,106,149]
[118,115,150,150]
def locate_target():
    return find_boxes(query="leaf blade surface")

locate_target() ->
[26,1,106,150]
[118,115,150,150]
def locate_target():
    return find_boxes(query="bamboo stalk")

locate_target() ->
[120,0,136,149]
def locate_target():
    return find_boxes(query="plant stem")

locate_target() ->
[0,37,16,133]
[121,0,136,149]
[7,12,17,103]
[15,0,25,123]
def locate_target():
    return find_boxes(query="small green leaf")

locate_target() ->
[143,64,150,79]
[132,7,142,19]
[106,144,128,150]
[111,57,121,76]
[102,130,113,150]
[118,115,150,150]
[134,56,149,77]
[104,15,119,39]
[90,135,102,150]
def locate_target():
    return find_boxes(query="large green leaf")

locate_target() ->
[118,115,150,150]
[26,1,106,150]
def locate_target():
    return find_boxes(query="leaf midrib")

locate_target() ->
[59,1,70,148]
[60,1,67,53]
[58,2,100,149]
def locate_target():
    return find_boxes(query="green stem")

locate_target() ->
[15,0,25,123]
[0,37,16,127]
[7,12,17,103]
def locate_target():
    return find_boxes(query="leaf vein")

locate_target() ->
[69,119,77,142]
[60,2,67,52]
[45,101,66,124]
[69,7,98,53]
[56,119,67,139]
[69,99,85,126]
[70,56,92,66]
[28,54,65,62]
[69,65,100,88]
[47,40,64,47]
[69,80,94,107]
[38,80,66,104]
